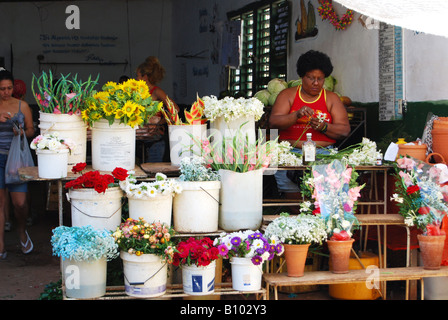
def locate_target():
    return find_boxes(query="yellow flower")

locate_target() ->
[136,251,142,256]
[128,114,143,128]
[102,103,115,116]
[123,101,137,117]
[115,108,125,119]
[93,91,110,102]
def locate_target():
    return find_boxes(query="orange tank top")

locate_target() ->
[279,86,335,144]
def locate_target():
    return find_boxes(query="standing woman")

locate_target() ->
[136,56,179,162]
[0,68,35,259]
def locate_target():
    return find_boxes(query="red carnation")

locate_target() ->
[406,185,420,195]
[330,230,351,241]
[418,206,430,215]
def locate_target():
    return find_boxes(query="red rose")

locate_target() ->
[418,206,430,215]
[71,162,87,174]
[406,185,420,195]
[112,167,128,181]
[312,207,321,215]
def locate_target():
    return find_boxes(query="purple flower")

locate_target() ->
[231,236,242,246]
[255,248,265,255]
[251,255,263,265]
[217,244,228,257]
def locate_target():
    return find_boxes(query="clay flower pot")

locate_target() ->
[327,239,355,274]
[418,234,446,270]
[283,243,310,277]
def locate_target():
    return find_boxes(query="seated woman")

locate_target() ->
[269,50,350,208]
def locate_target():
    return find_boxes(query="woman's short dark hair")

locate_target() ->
[296,50,333,78]
[0,68,14,82]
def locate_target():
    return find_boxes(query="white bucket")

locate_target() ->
[230,257,263,291]
[210,115,256,145]
[419,253,448,299]
[36,149,69,179]
[128,193,173,226]
[38,112,87,170]
[120,251,167,298]
[168,124,207,165]
[182,261,216,295]
[91,119,136,171]
[62,258,107,299]
[68,187,123,231]
[218,169,263,231]
[173,180,220,233]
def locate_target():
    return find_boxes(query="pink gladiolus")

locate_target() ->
[398,170,413,187]
[342,167,352,184]
[54,107,62,114]
[65,92,77,102]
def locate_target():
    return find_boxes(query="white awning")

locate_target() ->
[333,0,448,37]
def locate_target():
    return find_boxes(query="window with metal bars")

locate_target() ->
[228,0,288,98]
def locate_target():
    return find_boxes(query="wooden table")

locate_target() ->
[264,266,448,300]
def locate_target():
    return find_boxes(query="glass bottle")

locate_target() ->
[302,133,316,165]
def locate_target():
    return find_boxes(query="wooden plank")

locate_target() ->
[140,162,180,176]
[263,214,405,226]
[263,266,448,287]
[19,165,147,181]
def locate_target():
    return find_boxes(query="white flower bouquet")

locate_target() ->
[264,213,328,245]
[178,156,220,182]
[119,171,182,198]
[30,132,75,153]
[202,95,265,123]
[270,140,303,167]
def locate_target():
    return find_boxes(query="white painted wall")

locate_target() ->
[1,0,448,107]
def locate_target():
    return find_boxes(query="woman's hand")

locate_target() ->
[309,117,326,132]
[0,112,11,123]
[296,106,314,119]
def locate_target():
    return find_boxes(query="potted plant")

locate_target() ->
[161,95,207,165]
[119,171,182,226]
[202,95,265,144]
[214,230,283,291]
[192,128,277,231]
[172,156,221,233]
[31,70,98,167]
[112,217,176,298]
[65,163,128,231]
[83,78,162,171]
[302,160,364,273]
[392,156,448,270]
[264,213,327,277]
[30,132,75,178]
[51,225,119,299]
[172,237,220,295]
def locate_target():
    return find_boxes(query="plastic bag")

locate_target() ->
[5,132,34,184]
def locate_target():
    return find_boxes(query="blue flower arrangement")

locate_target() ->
[51,225,119,262]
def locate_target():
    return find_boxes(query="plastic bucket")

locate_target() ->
[182,261,216,295]
[91,119,136,171]
[168,124,207,165]
[68,187,123,231]
[218,169,263,231]
[230,257,262,291]
[120,251,167,298]
[38,112,87,170]
[173,180,221,233]
[62,258,107,299]
[36,149,69,179]
[128,193,173,226]
[210,115,256,145]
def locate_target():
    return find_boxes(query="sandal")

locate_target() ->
[0,251,6,260]
[21,230,33,254]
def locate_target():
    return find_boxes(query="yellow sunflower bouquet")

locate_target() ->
[82,79,162,128]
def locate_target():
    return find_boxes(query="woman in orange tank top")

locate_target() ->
[268,50,350,210]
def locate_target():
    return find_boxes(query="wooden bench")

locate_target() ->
[264,266,448,300]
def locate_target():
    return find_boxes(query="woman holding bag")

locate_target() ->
[0,68,35,259]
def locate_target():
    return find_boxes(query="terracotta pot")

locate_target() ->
[433,117,448,130]
[431,129,448,163]
[397,143,427,161]
[283,243,310,277]
[418,234,446,270]
[327,239,355,274]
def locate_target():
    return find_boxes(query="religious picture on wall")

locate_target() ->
[295,0,318,41]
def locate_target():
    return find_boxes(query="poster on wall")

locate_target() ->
[295,0,318,42]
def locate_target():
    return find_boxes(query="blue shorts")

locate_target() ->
[274,147,331,193]
[0,153,28,192]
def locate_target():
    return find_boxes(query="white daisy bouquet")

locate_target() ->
[202,95,265,123]
[119,171,182,198]
[264,213,328,245]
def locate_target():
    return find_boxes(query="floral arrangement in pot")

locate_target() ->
[65,162,129,194]
[214,230,283,291]
[32,70,99,115]
[82,78,162,128]
[30,132,75,154]
[119,171,182,198]
[178,155,220,182]
[112,217,176,298]
[51,225,119,298]
[162,94,207,125]
[392,156,448,269]
[201,95,264,123]
[172,237,220,295]
[264,212,327,277]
